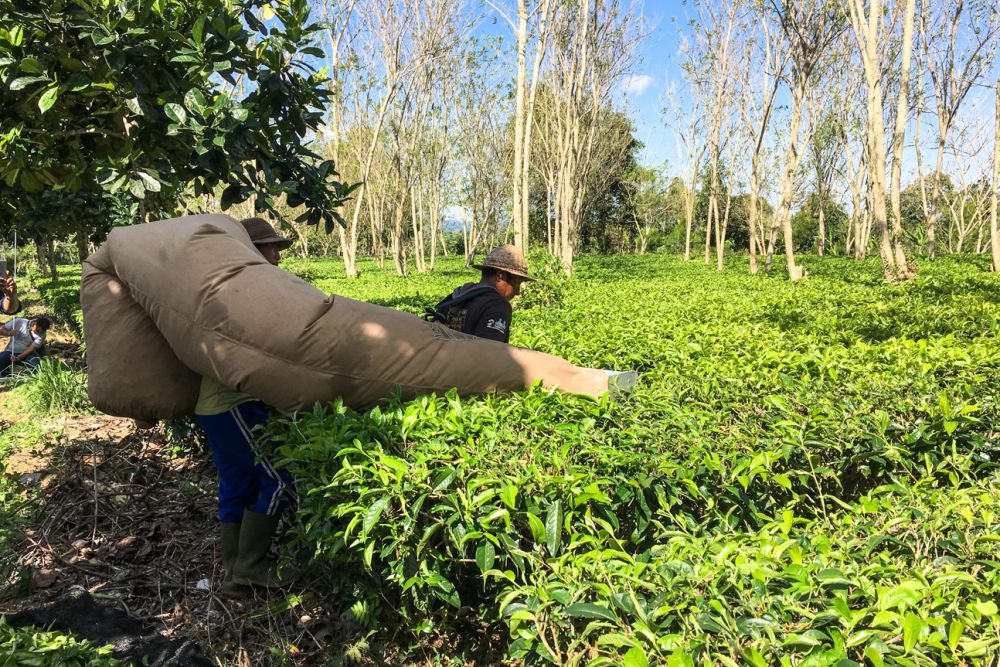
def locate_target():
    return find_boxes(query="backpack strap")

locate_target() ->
[423,284,498,324]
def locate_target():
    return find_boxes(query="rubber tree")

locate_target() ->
[736,5,789,273]
[765,0,844,280]
[918,0,999,259]
[846,0,917,282]
[491,0,554,254]
[991,76,1000,272]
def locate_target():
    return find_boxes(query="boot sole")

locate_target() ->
[219,581,253,598]
[231,575,287,588]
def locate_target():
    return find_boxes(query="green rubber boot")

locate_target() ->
[231,510,299,589]
[219,522,251,598]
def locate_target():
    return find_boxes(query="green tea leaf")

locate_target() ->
[545,500,562,555]
[948,621,963,650]
[500,483,518,509]
[903,612,924,652]
[879,581,923,610]
[38,86,59,113]
[973,601,998,617]
[363,497,389,536]
[527,512,545,545]
[164,102,186,124]
[623,646,648,667]
[563,603,616,622]
[475,542,495,573]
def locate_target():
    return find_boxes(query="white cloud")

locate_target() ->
[622,74,654,96]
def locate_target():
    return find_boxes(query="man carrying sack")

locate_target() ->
[426,245,532,343]
[194,217,298,597]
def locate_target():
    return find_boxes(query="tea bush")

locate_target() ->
[265,254,1000,665]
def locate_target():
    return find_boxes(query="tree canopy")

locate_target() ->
[0,0,348,241]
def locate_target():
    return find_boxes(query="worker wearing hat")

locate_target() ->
[430,245,533,344]
[196,217,298,598]
[239,216,296,264]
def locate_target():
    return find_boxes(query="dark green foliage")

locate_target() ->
[33,263,84,336]
[264,254,1000,665]
[791,193,850,253]
[0,0,348,239]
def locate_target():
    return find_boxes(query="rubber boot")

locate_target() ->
[219,522,251,598]
[231,510,299,588]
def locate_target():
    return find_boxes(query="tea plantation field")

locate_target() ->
[262,254,1000,666]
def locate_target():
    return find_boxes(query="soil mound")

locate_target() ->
[7,589,213,666]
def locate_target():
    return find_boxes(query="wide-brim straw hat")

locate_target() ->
[472,244,534,281]
[240,217,295,251]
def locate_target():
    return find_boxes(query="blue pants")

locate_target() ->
[195,401,295,524]
[0,351,39,373]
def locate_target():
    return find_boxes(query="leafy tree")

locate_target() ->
[791,193,849,253]
[900,173,953,245]
[528,105,641,254]
[0,0,348,246]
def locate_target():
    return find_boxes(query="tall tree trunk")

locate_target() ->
[773,78,807,281]
[44,238,57,280]
[888,0,917,277]
[717,187,732,271]
[817,205,826,257]
[546,179,553,255]
[391,201,406,276]
[991,76,1000,272]
[75,232,90,263]
[683,150,701,261]
[704,159,716,265]
[511,0,551,254]
[748,171,760,274]
[764,213,780,272]
[704,194,713,264]
[411,185,427,273]
[429,186,439,271]
[511,0,528,252]
[848,0,915,281]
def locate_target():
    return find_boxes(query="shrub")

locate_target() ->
[258,254,1000,665]
[17,359,92,415]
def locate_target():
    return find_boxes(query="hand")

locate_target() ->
[3,277,16,296]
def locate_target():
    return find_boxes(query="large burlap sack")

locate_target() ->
[95,214,607,414]
[81,246,201,420]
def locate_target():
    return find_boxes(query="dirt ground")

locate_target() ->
[0,402,360,665]
[0,294,354,666]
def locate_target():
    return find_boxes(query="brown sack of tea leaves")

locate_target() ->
[81,244,200,420]
[84,214,608,417]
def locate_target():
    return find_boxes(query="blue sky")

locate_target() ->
[622,0,689,171]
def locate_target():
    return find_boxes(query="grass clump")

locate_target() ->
[13,359,91,415]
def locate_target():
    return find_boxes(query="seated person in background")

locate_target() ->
[1,273,21,316]
[0,316,50,372]
[427,245,533,343]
